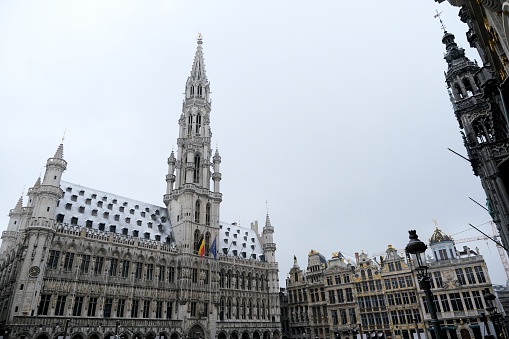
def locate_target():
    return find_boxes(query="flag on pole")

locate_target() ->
[199,237,205,258]
[210,237,217,260]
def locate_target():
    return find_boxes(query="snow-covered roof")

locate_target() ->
[54,181,174,244]
[218,221,264,261]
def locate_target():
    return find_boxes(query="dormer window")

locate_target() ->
[102,196,107,202]
[91,194,97,199]
[144,233,150,239]
[137,220,142,226]
[66,187,72,193]
[122,228,128,235]
[97,201,103,208]
[71,195,78,202]
[112,199,117,204]
[85,198,91,205]
[79,190,85,196]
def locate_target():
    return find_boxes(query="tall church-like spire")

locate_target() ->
[164,35,221,254]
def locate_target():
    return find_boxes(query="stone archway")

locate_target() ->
[88,334,100,339]
[460,329,471,339]
[263,332,270,339]
[242,332,249,339]
[231,332,239,339]
[188,325,204,339]
[171,333,179,339]
[253,332,260,339]
[71,334,85,339]
[146,332,156,339]
[218,333,227,339]
[35,335,50,339]
[273,331,280,339]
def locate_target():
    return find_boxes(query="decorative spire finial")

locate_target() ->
[433,218,438,226]
[434,10,446,33]
[61,129,66,143]
[197,32,203,45]
[266,200,269,215]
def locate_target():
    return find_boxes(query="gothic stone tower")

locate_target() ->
[163,34,222,256]
[442,31,509,251]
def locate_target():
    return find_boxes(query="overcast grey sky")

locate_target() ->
[1,1,506,286]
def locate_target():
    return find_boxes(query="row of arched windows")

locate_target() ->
[193,229,211,256]
[194,200,211,225]
[219,296,268,321]
[186,113,203,137]
[219,270,266,291]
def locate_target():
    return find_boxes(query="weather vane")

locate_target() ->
[434,10,446,33]
[266,200,269,214]
[61,129,66,143]
[433,218,438,226]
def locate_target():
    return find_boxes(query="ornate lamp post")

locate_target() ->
[483,289,506,339]
[405,230,442,339]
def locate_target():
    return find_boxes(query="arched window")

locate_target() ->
[361,270,366,280]
[367,269,372,279]
[235,271,240,289]
[195,200,200,223]
[196,114,202,135]
[226,270,232,288]
[236,298,241,319]
[190,86,194,95]
[240,273,245,289]
[219,269,225,288]
[193,229,201,254]
[193,154,200,184]
[205,203,211,226]
[227,297,232,319]
[205,232,211,256]
[248,299,253,319]
[219,297,225,321]
[198,85,203,96]
[187,115,193,136]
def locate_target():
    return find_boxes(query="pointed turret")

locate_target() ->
[34,177,41,189]
[212,148,222,193]
[31,142,67,219]
[14,196,23,211]
[54,143,64,159]
[262,213,276,263]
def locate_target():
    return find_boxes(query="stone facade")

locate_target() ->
[435,0,509,258]
[0,36,281,339]
[285,228,497,339]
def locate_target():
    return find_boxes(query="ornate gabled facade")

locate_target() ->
[285,226,499,339]
[0,36,281,339]
[419,227,494,339]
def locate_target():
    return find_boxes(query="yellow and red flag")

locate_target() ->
[199,237,205,258]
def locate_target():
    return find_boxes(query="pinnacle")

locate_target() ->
[14,196,23,211]
[34,177,41,188]
[190,37,207,81]
[265,213,272,227]
[54,144,64,159]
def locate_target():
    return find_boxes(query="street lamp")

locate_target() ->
[405,230,442,339]
[483,289,505,339]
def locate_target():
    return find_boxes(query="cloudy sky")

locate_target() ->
[1,1,507,286]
